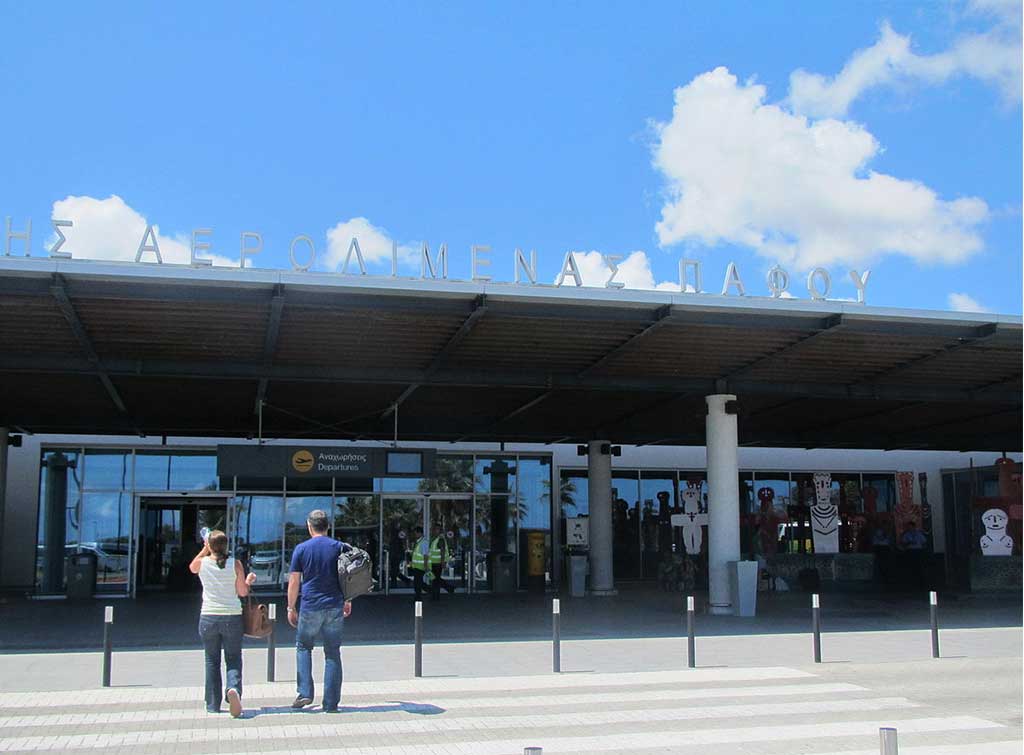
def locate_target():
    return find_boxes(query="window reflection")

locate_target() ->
[383,497,423,589]
[475,457,517,495]
[136,451,217,491]
[80,492,131,590]
[427,456,474,493]
[560,471,588,517]
[84,451,131,490]
[232,496,284,591]
[335,495,380,586]
[639,471,675,579]
[284,495,332,576]
[612,471,639,578]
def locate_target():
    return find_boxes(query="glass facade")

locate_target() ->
[559,466,903,583]
[35,444,915,595]
[34,447,554,596]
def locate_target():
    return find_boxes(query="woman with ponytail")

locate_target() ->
[189,529,256,717]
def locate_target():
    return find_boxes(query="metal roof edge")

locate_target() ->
[0,255,1020,327]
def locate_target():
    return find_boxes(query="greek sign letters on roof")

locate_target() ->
[3,215,871,303]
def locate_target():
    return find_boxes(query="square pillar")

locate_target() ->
[706,395,740,615]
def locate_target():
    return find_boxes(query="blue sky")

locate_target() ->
[0,1,1020,313]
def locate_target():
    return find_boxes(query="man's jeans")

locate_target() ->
[198,614,243,712]
[296,606,345,710]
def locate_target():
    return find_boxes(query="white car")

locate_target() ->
[248,551,282,586]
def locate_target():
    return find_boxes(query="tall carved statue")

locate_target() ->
[756,487,780,557]
[671,482,708,556]
[810,472,839,554]
[894,472,921,541]
[918,472,933,543]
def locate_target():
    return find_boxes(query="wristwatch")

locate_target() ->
[287,607,297,613]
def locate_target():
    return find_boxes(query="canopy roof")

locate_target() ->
[1,259,1020,451]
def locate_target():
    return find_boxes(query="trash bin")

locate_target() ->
[729,560,758,617]
[66,551,97,599]
[568,554,589,597]
[490,553,516,593]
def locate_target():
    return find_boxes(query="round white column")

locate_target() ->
[706,395,740,615]
[587,440,615,595]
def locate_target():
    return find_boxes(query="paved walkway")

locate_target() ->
[2,627,1021,691]
[1,586,1019,651]
[1,588,1019,753]
[0,659,1020,754]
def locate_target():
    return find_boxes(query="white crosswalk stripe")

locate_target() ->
[0,666,1015,754]
[0,681,868,728]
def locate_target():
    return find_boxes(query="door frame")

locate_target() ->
[131,493,231,598]
[380,492,476,593]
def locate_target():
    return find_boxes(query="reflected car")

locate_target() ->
[248,550,282,585]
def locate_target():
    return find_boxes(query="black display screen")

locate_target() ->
[386,451,422,475]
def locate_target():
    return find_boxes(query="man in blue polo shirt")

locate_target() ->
[287,509,352,712]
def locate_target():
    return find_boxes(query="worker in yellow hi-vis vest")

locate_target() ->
[427,523,455,601]
[409,525,431,600]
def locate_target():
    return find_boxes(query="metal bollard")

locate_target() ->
[929,591,939,659]
[102,605,113,687]
[879,726,898,754]
[414,601,423,678]
[266,603,277,682]
[524,748,543,754]
[812,593,821,664]
[552,598,561,673]
[686,595,696,669]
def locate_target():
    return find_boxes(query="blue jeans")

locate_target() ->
[296,606,345,710]
[198,614,243,712]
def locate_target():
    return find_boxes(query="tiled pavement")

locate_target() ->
[0,666,1019,754]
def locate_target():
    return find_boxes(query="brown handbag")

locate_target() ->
[242,596,273,638]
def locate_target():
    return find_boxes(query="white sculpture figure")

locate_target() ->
[980,508,1013,556]
[671,483,708,555]
[810,472,839,554]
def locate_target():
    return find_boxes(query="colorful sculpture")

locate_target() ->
[894,472,922,542]
[810,472,839,553]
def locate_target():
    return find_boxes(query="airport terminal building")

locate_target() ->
[0,256,1020,609]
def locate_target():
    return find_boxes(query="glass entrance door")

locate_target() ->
[334,494,381,590]
[380,494,475,593]
[381,496,424,593]
[137,498,227,591]
[428,497,472,593]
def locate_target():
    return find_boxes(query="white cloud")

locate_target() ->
[789,9,1022,118]
[651,67,989,269]
[948,292,991,312]
[50,195,238,266]
[323,217,419,273]
[554,250,677,290]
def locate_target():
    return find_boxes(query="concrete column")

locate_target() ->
[587,440,615,595]
[0,428,7,573]
[706,395,740,615]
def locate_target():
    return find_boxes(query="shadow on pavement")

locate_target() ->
[245,701,445,718]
